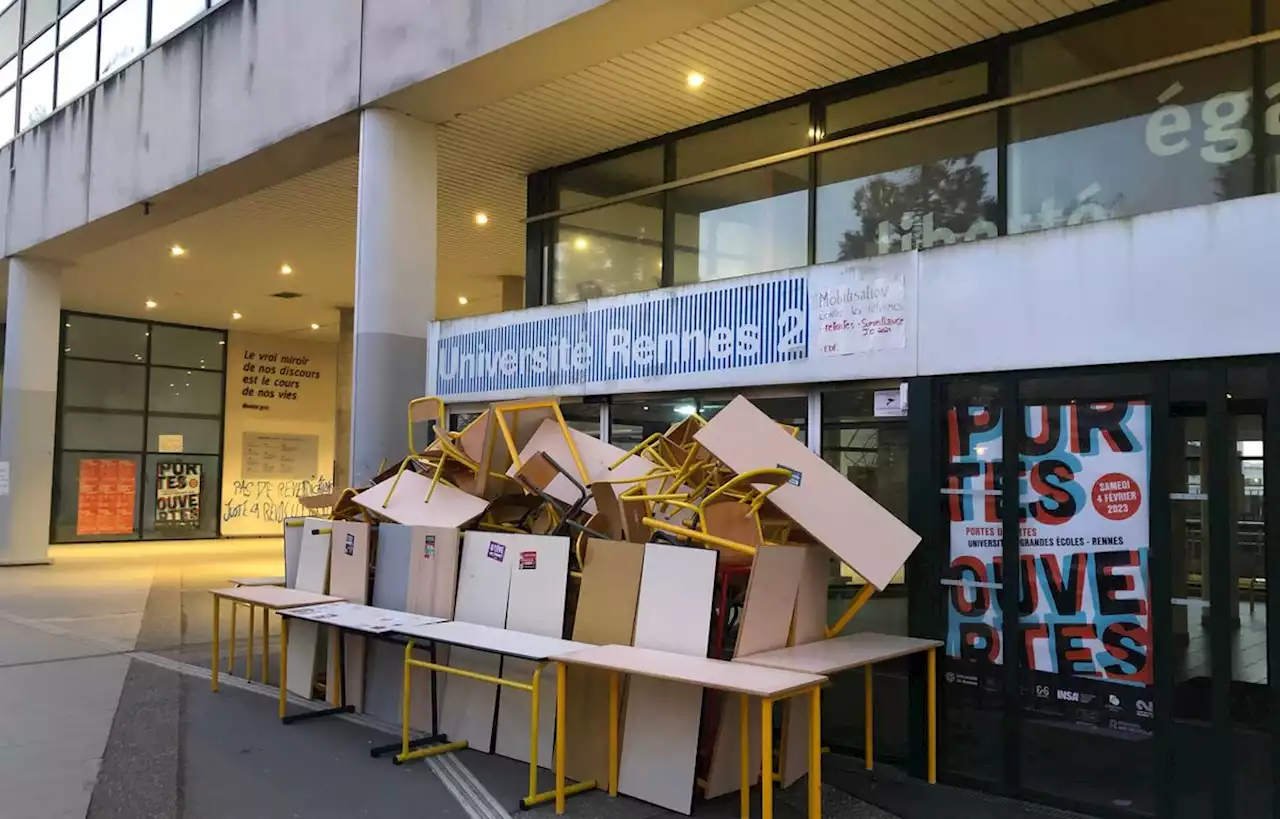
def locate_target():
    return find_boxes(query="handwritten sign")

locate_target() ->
[222,477,335,524]
[242,432,319,480]
[814,266,907,356]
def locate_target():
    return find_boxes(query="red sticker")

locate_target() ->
[1092,472,1141,521]
[518,551,537,570]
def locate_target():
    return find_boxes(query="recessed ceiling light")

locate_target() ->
[64,322,70,328]
[474,212,489,225]
[169,245,186,257]
[574,236,589,251]
[280,263,293,275]
[218,340,225,345]
[310,323,320,330]
[458,296,469,305]
[686,72,705,89]
[145,299,157,309]
[231,311,242,320]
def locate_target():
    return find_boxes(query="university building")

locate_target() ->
[0,0,1273,816]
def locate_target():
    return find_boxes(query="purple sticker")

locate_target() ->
[487,541,506,562]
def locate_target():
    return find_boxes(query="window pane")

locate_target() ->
[62,360,146,410]
[146,415,221,453]
[0,56,16,89]
[675,105,809,178]
[149,325,225,370]
[671,159,808,286]
[1012,0,1248,93]
[61,410,143,450]
[56,28,95,106]
[556,147,663,211]
[151,0,204,43]
[560,402,601,438]
[59,0,97,45]
[609,396,699,449]
[1008,53,1252,237]
[148,367,223,414]
[24,0,57,41]
[19,57,52,128]
[64,314,148,362]
[22,25,54,70]
[825,63,988,135]
[54,452,140,541]
[99,0,144,77]
[0,4,17,61]
[0,86,15,143]
[816,115,998,262]
[553,194,662,303]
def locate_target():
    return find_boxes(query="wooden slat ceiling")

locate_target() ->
[64,0,1112,335]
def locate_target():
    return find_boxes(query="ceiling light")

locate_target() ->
[310,323,320,330]
[458,296,469,305]
[280,263,293,275]
[169,245,186,257]
[474,212,489,225]
[686,72,705,89]
[573,236,589,251]
[64,322,70,328]
[675,404,696,416]
[145,299,157,309]
[231,311,242,320]
[218,340,225,345]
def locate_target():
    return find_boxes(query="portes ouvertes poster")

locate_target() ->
[155,462,202,530]
[944,401,1152,736]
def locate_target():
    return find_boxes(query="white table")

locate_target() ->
[390,619,592,810]
[736,633,943,782]
[207,586,340,699]
[550,643,828,819]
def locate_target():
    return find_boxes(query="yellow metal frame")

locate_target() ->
[210,593,277,695]
[399,640,596,809]
[826,583,876,638]
[491,399,590,486]
[553,661,823,819]
[860,650,938,784]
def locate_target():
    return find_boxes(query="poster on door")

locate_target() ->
[943,401,1152,737]
[155,462,203,529]
[76,458,137,536]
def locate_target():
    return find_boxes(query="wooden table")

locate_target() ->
[736,632,943,782]
[208,587,340,694]
[392,620,591,810]
[279,602,446,746]
[550,643,828,819]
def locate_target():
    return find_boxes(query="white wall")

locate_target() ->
[221,332,337,537]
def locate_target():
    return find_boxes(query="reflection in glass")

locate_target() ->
[59,0,97,45]
[65,314,148,361]
[1008,54,1253,236]
[816,116,998,262]
[150,0,204,43]
[0,87,15,143]
[23,25,55,69]
[19,56,52,128]
[147,367,223,414]
[0,56,14,90]
[556,146,663,211]
[671,160,808,285]
[609,397,698,450]
[0,4,18,62]
[553,195,662,303]
[62,360,146,410]
[62,411,143,451]
[24,0,57,41]
[675,105,808,178]
[99,0,144,77]
[56,28,95,106]
[825,63,988,135]
[149,325,225,370]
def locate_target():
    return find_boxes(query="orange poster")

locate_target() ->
[76,459,136,536]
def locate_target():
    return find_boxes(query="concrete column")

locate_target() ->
[333,306,354,489]
[0,258,61,565]
[350,109,437,487]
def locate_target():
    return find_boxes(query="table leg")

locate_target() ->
[739,693,749,819]
[261,607,269,683]
[278,615,290,720]
[864,665,873,771]
[609,671,620,797]
[529,664,543,805]
[248,604,255,682]
[556,661,567,815]
[229,602,237,677]
[927,647,936,785]
[809,687,821,819]
[761,697,774,819]
[401,641,412,759]
[211,595,220,693]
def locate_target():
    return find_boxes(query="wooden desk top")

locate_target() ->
[553,644,826,698]
[735,632,942,676]
[394,620,591,661]
[229,576,286,587]
[209,586,341,609]
[280,602,446,634]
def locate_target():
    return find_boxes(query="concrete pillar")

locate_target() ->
[334,306,354,489]
[350,109,437,487]
[0,258,61,565]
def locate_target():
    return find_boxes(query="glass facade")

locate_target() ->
[53,312,227,542]
[532,0,1277,306]
[0,0,222,143]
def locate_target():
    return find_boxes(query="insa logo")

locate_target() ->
[1057,689,1081,702]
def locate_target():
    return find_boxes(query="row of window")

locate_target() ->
[536,0,1278,305]
[0,0,220,144]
